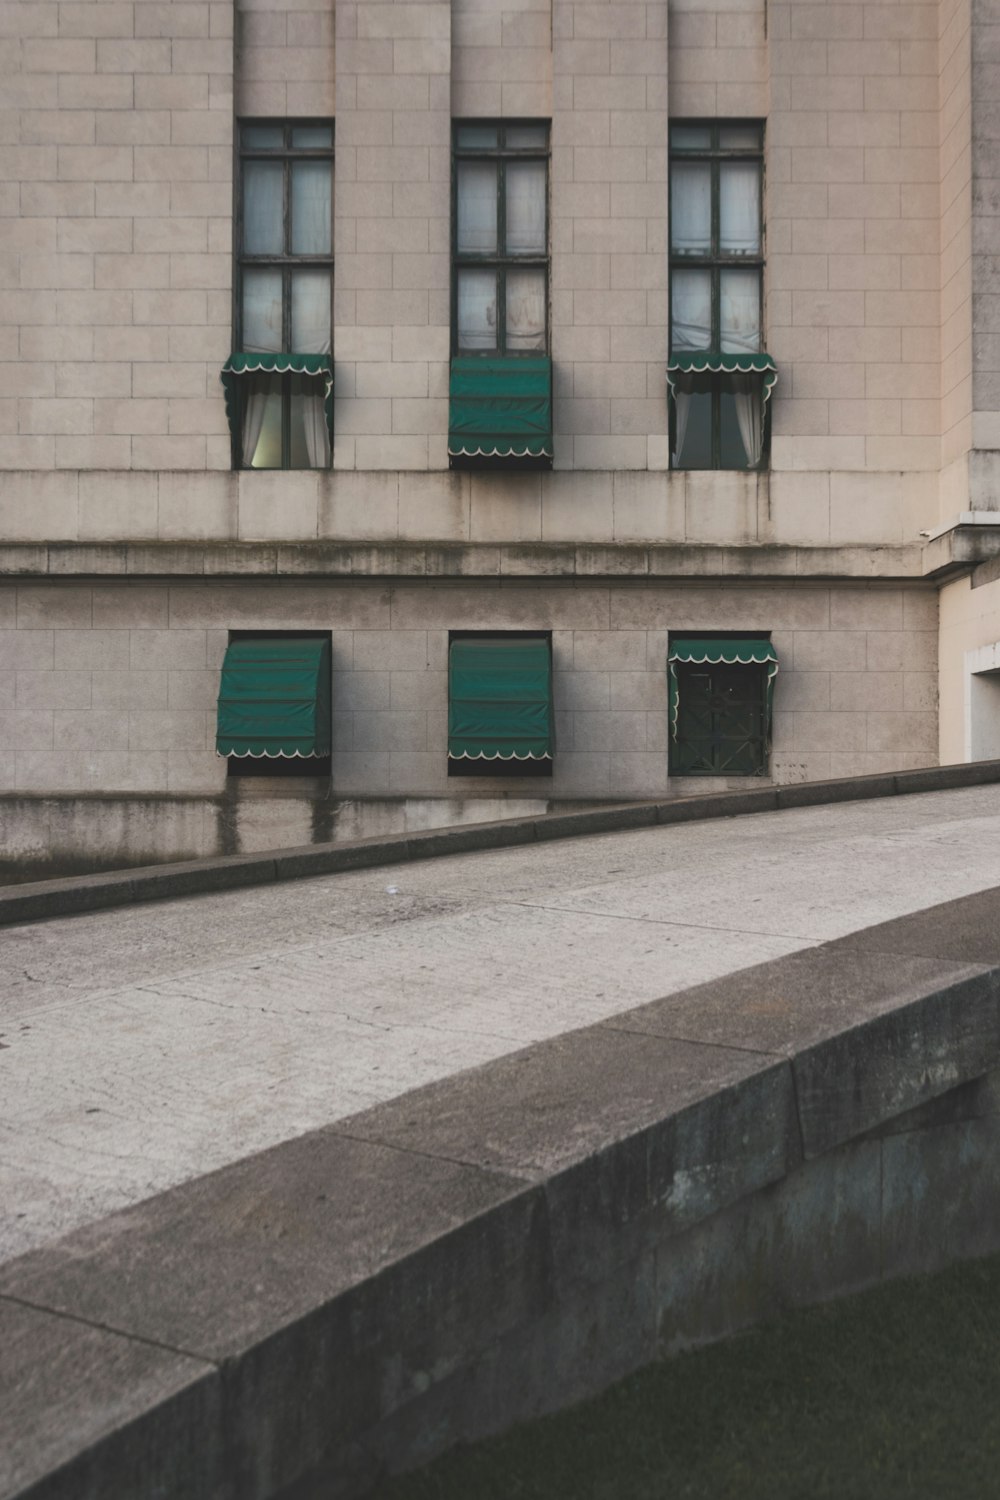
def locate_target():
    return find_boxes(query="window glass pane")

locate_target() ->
[505,267,546,351]
[504,124,548,149]
[457,161,498,253]
[242,268,283,352]
[288,373,330,468]
[457,267,497,350]
[673,388,712,468]
[671,268,712,351]
[243,160,284,255]
[720,162,760,256]
[671,125,711,150]
[670,162,711,256]
[291,160,331,255]
[720,268,761,353]
[292,125,332,148]
[719,124,761,150]
[456,124,498,149]
[505,161,546,254]
[291,269,331,353]
[243,124,283,149]
[247,379,283,468]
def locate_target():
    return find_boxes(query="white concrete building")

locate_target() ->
[0,0,998,871]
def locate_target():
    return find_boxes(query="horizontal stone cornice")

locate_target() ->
[0,539,925,582]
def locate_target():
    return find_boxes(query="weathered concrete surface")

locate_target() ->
[5,760,1000,929]
[7,784,1000,1267]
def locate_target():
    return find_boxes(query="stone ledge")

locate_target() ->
[2,760,1000,931]
[0,539,925,581]
[2,887,1000,1497]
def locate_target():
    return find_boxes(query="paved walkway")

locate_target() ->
[4,783,1000,1265]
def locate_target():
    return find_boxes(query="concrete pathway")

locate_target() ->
[4,783,1000,1265]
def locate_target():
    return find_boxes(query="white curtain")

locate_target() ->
[506,267,545,351]
[291,270,331,354]
[240,375,270,466]
[291,160,331,256]
[457,162,498,253]
[670,162,711,256]
[719,163,761,256]
[720,269,761,355]
[671,268,711,351]
[732,372,764,467]
[243,269,282,353]
[457,267,496,349]
[301,385,330,467]
[672,387,691,467]
[505,161,546,253]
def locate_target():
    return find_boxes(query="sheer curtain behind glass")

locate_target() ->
[237,122,333,468]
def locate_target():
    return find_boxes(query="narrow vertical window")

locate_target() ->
[668,123,776,471]
[223,121,335,470]
[453,123,549,356]
[448,123,553,468]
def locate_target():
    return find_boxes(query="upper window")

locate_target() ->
[669,122,769,470]
[233,121,334,469]
[453,123,549,356]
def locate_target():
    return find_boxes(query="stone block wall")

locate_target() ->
[0,577,938,798]
[767,0,943,497]
[549,0,669,472]
[0,0,234,479]
[0,0,972,553]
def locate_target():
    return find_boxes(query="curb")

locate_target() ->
[2,758,1000,928]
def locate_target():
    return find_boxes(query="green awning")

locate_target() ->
[220,353,334,444]
[668,637,778,741]
[216,636,331,759]
[449,637,552,761]
[448,356,553,460]
[667,352,778,404]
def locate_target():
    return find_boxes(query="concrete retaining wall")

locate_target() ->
[0,791,566,884]
[3,881,1000,1499]
[4,758,1000,928]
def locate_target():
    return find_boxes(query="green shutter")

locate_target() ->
[449,637,553,761]
[668,637,778,744]
[667,351,778,404]
[448,356,553,460]
[220,353,334,445]
[216,637,331,759]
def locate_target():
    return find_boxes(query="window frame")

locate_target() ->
[669,120,766,472]
[451,121,551,359]
[222,629,332,779]
[234,119,334,471]
[447,629,554,779]
[668,631,774,779]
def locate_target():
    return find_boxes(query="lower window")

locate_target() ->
[668,636,778,777]
[447,632,553,777]
[239,372,331,470]
[216,633,332,777]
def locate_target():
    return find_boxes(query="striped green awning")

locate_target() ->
[449,637,553,761]
[667,352,778,404]
[216,636,331,759]
[220,353,334,444]
[448,356,553,461]
[668,637,778,741]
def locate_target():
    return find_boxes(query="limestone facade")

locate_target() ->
[0,0,997,817]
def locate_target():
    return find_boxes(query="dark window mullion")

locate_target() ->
[497,156,506,351]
